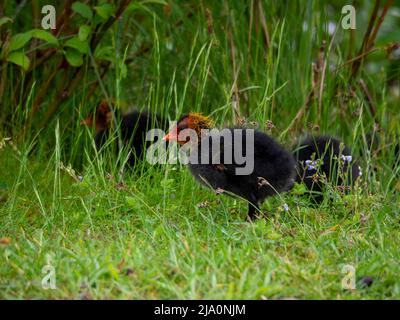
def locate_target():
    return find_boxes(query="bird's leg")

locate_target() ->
[247,203,257,221]
[247,194,260,221]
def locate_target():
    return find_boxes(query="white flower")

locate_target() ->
[305,160,317,171]
[341,155,352,163]
[283,203,289,212]
[0,137,11,150]
[358,166,362,176]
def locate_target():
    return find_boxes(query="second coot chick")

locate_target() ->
[82,101,166,167]
[163,113,297,221]
[293,135,361,203]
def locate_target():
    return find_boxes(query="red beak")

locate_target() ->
[163,128,188,145]
[163,126,179,142]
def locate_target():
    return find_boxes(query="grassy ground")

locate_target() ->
[1,1,399,299]
[0,145,399,299]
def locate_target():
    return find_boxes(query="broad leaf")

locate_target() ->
[72,2,93,20]
[94,3,115,20]
[78,25,91,41]
[0,17,13,27]
[65,48,83,67]
[64,37,89,54]
[7,52,30,71]
[29,29,59,46]
[9,32,32,52]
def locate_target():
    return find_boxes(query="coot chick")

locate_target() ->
[293,135,361,203]
[82,101,166,167]
[163,113,296,221]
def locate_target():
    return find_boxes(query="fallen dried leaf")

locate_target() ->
[0,237,11,245]
[197,201,210,209]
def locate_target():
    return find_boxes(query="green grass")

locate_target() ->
[1,0,399,299]
[1,138,399,299]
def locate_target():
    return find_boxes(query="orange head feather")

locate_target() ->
[81,101,113,133]
[163,112,214,144]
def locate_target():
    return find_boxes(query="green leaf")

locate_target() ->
[107,264,119,280]
[119,62,127,79]
[125,196,137,207]
[72,2,93,20]
[291,182,308,195]
[140,0,167,5]
[0,17,13,27]
[29,29,59,46]
[94,3,115,20]
[7,52,30,71]
[125,196,143,211]
[127,0,167,13]
[8,32,32,52]
[78,25,91,41]
[65,48,83,67]
[94,45,114,62]
[64,37,89,54]
[267,231,282,240]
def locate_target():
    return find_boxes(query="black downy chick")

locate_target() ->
[293,135,361,203]
[163,113,297,221]
[82,101,166,167]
